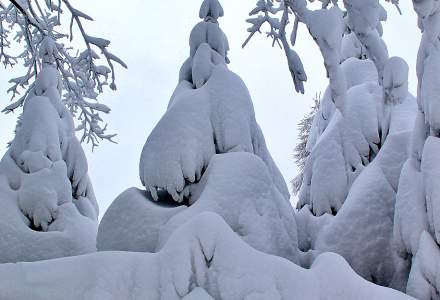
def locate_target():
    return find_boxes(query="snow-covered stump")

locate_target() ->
[0,65,98,263]
[99,153,299,262]
[0,213,414,300]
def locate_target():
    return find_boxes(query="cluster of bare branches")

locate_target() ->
[0,0,127,148]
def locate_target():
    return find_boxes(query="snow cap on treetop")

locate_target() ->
[199,0,224,21]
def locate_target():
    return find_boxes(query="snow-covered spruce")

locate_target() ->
[296,52,417,288]
[100,1,295,262]
[0,213,413,300]
[393,1,440,297]
[139,0,288,204]
[0,63,98,263]
[297,57,383,216]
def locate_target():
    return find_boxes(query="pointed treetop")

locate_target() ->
[199,0,224,21]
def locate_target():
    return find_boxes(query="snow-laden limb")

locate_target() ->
[298,55,412,216]
[305,6,347,112]
[383,57,409,104]
[407,231,440,300]
[341,33,367,62]
[0,213,413,300]
[343,0,390,81]
[298,61,384,215]
[391,1,440,295]
[100,152,299,262]
[298,80,416,286]
[139,6,289,204]
[0,64,98,263]
[0,2,126,147]
[309,93,415,285]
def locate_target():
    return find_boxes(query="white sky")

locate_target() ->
[0,1,420,216]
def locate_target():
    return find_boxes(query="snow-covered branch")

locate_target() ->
[0,0,126,148]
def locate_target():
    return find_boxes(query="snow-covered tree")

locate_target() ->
[393,1,440,298]
[244,0,426,290]
[292,93,320,195]
[0,0,126,147]
[0,43,98,263]
[245,0,402,216]
[0,1,424,298]
[98,0,298,263]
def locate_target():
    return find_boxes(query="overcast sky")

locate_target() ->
[0,1,420,216]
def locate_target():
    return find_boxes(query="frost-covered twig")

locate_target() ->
[0,0,126,148]
[243,0,307,94]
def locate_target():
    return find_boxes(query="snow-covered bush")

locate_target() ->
[0,60,98,263]
[0,213,413,300]
[0,1,126,147]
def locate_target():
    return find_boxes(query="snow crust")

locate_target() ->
[0,213,413,300]
[0,65,98,263]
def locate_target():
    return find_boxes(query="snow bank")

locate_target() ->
[100,152,299,262]
[0,65,98,263]
[0,213,413,300]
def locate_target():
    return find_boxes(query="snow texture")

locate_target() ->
[0,213,414,300]
[0,65,98,263]
[100,152,299,263]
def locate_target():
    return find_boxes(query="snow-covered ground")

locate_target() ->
[0,213,413,300]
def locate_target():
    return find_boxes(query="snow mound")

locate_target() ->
[0,213,413,300]
[0,65,98,263]
[100,152,299,262]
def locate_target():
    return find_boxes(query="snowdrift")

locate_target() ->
[99,152,299,262]
[0,213,413,300]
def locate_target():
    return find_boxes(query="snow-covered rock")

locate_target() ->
[0,213,413,300]
[0,65,98,263]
